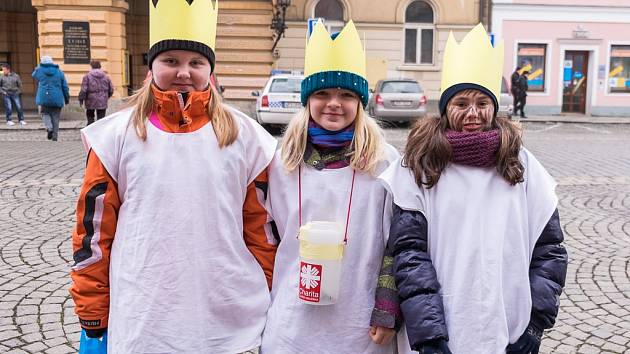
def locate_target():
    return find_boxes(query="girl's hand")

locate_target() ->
[369,325,395,345]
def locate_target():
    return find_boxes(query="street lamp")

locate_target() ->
[271,0,291,53]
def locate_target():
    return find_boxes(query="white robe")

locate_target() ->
[379,149,557,354]
[81,107,277,353]
[261,144,400,354]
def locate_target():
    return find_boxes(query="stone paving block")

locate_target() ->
[43,336,67,347]
[45,344,76,354]
[577,344,603,353]
[20,332,43,343]
[4,349,29,354]
[22,341,48,352]
[0,330,20,341]
[602,342,626,353]
[18,324,40,334]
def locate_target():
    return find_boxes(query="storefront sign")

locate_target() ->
[63,21,91,64]
[572,25,589,39]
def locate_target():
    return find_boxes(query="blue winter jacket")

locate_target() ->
[32,63,70,108]
[388,205,568,351]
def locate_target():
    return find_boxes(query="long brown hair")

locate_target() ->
[403,114,524,189]
[125,80,238,148]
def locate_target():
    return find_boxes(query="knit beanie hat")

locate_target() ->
[148,0,218,72]
[301,21,369,107]
[40,55,54,65]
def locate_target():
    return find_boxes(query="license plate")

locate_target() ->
[392,100,412,107]
[284,102,301,109]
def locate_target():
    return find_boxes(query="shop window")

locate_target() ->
[314,0,344,33]
[404,1,434,65]
[609,45,630,94]
[517,44,547,92]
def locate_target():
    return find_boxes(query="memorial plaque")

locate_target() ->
[63,21,91,64]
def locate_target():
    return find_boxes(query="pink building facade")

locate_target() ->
[492,0,630,116]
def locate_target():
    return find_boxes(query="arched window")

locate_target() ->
[313,0,344,34]
[404,0,435,65]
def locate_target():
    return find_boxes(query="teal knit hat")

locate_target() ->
[301,70,369,107]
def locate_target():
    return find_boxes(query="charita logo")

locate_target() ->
[299,262,322,302]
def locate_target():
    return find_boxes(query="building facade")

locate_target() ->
[0,0,275,111]
[492,0,630,116]
[274,0,487,100]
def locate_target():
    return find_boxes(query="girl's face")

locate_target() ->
[446,89,495,132]
[309,88,360,131]
[152,50,211,92]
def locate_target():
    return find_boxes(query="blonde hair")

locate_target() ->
[280,102,385,174]
[125,80,238,147]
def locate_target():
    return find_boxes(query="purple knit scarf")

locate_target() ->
[446,129,500,167]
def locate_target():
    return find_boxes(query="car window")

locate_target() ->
[380,81,422,93]
[269,78,302,93]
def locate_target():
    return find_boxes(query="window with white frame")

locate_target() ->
[517,43,547,92]
[314,0,345,34]
[609,45,630,93]
[404,0,434,65]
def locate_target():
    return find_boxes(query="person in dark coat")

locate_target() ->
[377,24,568,354]
[0,64,26,125]
[78,60,114,125]
[510,67,521,116]
[515,71,529,118]
[32,55,70,141]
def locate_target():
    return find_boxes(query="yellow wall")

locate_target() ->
[32,0,129,98]
[275,0,483,99]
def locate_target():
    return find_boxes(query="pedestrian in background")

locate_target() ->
[32,56,69,141]
[515,71,529,118]
[0,64,26,125]
[78,60,114,125]
[510,66,522,117]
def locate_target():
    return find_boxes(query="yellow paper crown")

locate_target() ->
[440,23,504,103]
[304,20,366,78]
[150,0,218,50]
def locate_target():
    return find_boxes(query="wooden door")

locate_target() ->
[562,51,589,113]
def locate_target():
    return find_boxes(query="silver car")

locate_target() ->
[367,79,427,122]
[252,74,303,127]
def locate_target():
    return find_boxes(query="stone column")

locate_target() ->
[31,0,129,98]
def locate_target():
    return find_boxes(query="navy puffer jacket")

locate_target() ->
[388,205,568,350]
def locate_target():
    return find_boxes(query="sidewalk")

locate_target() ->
[1,111,629,131]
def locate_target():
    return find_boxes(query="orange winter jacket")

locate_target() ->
[69,86,277,331]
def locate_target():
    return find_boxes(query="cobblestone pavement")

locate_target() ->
[0,122,629,353]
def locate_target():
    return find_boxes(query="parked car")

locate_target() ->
[499,76,514,118]
[252,74,303,127]
[366,79,427,123]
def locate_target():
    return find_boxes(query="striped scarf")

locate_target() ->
[305,119,355,169]
[307,119,355,148]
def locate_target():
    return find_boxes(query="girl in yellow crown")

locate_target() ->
[68,0,277,352]
[260,21,400,354]
[380,24,568,354]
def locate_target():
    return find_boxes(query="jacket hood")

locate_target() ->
[88,69,106,79]
[39,63,60,76]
